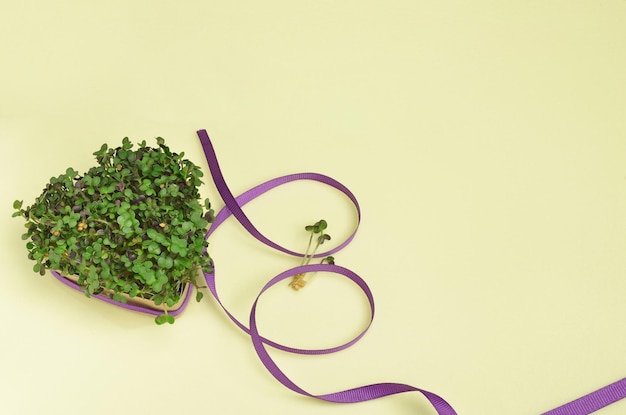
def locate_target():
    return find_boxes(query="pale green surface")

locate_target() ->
[1,1,626,414]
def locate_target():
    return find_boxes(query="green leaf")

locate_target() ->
[155,269,168,285]
[180,221,193,233]
[204,210,215,223]
[112,293,128,304]
[174,257,191,269]
[13,200,23,209]
[152,280,164,292]
[189,211,208,229]
[93,143,108,157]
[167,184,179,196]
[157,256,173,269]
[171,236,187,248]
[144,270,156,285]
[117,215,131,228]
[147,242,161,255]
[100,266,110,280]
[122,137,133,150]
[196,291,204,302]
[318,234,331,244]
[88,279,100,294]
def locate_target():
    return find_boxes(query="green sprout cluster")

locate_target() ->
[13,137,215,324]
[289,219,335,290]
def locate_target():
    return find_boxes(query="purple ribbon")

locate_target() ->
[49,270,192,317]
[196,129,625,414]
[541,378,626,415]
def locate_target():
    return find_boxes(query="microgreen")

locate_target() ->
[13,137,213,324]
[289,220,335,290]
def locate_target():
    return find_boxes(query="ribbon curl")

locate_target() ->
[198,129,457,414]
[196,129,625,415]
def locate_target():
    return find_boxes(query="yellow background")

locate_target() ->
[1,1,625,414]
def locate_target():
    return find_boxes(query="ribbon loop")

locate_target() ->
[198,129,457,414]
[199,129,360,258]
[196,129,625,415]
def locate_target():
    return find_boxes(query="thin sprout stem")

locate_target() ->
[290,233,326,290]
[302,235,323,267]
[307,239,322,264]
[300,232,314,266]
